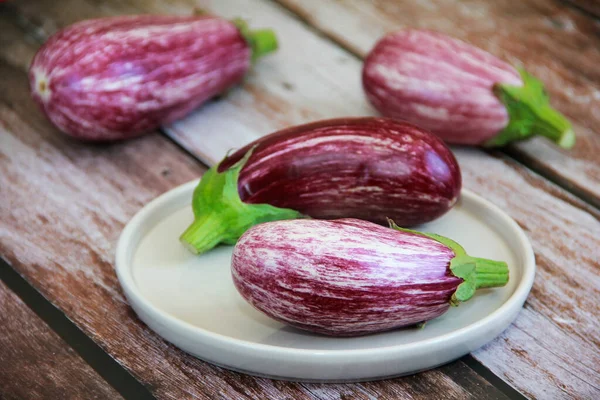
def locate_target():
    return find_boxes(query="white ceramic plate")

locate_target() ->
[115,180,535,382]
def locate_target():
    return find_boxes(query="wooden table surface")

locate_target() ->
[1,0,598,399]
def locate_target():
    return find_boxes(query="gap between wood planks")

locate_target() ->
[268,0,600,213]
[0,258,157,400]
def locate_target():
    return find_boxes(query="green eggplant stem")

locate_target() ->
[387,219,509,306]
[180,213,230,255]
[232,18,278,62]
[486,68,575,149]
[180,148,303,255]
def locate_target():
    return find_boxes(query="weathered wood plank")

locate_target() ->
[2,0,599,398]
[0,68,313,400]
[7,2,600,399]
[0,279,123,400]
[15,0,595,396]
[0,5,512,400]
[274,0,600,208]
[168,1,600,398]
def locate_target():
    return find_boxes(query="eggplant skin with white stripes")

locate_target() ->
[363,29,574,148]
[232,218,509,336]
[29,15,277,140]
[180,117,461,254]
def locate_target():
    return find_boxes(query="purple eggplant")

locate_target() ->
[232,218,509,336]
[180,117,461,254]
[29,15,278,141]
[362,29,574,148]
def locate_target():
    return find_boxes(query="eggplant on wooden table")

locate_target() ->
[29,14,277,140]
[180,117,462,254]
[363,29,574,148]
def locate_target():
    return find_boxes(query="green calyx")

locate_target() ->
[180,148,303,255]
[232,18,278,62]
[387,219,509,306]
[485,68,574,149]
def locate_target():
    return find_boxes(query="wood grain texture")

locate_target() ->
[0,280,123,400]
[274,0,600,208]
[6,0,599,398]
[1,0,599,398]
[171,0,600,398]
[0,67,312,400]
[0,4,511,400]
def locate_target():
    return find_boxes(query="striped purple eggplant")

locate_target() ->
[232,218,509,336]
[362,29,574,148]
[180,117,461,254]
[29,15,277,141]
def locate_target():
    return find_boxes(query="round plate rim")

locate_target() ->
[116,180,535,361]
